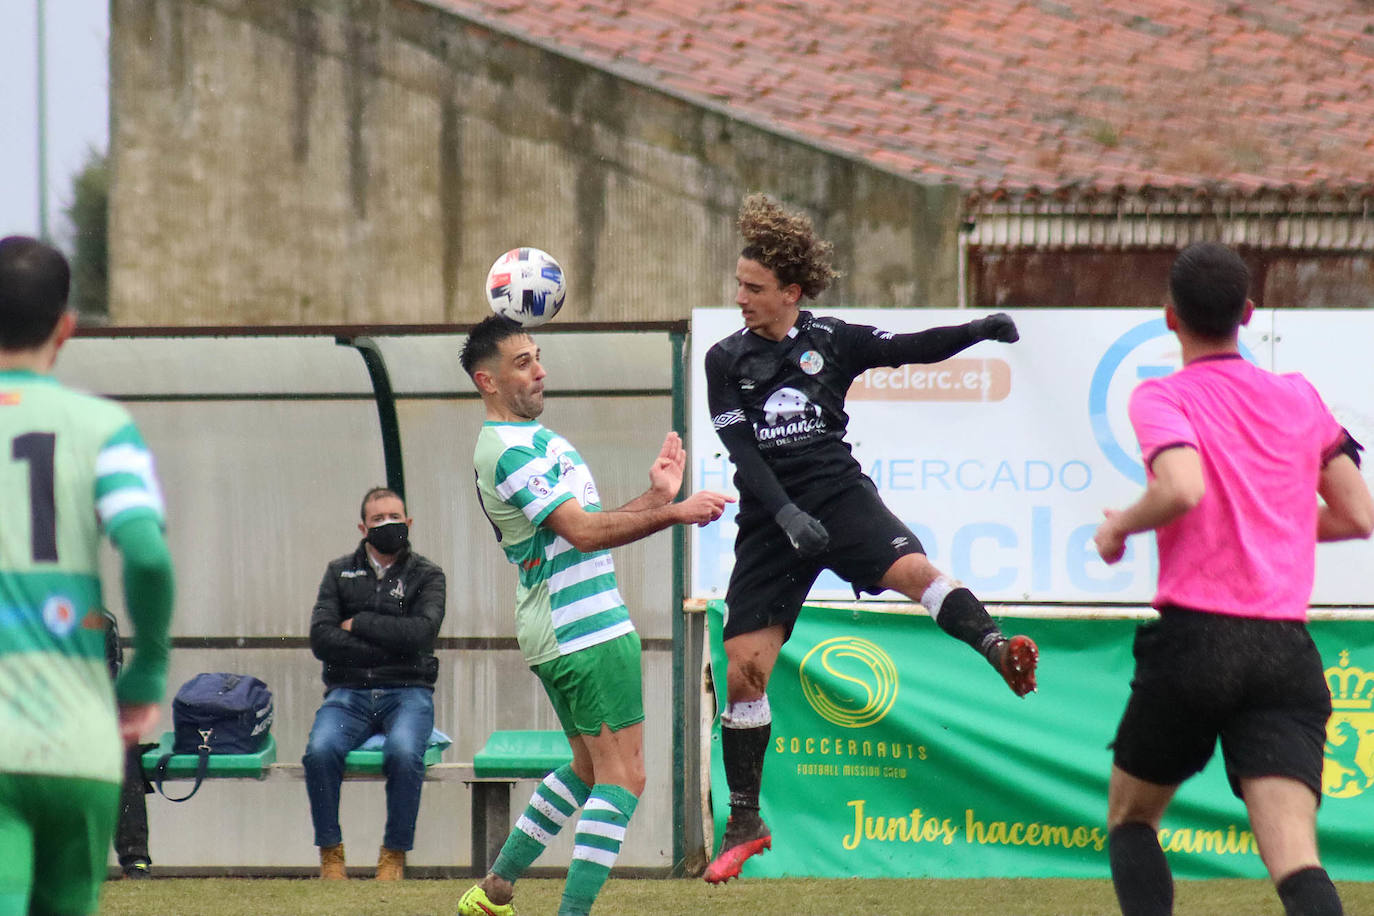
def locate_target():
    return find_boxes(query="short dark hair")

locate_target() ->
[0,236,71,350]
[1169,242,1250,340]
[360,486,403,520]
[459,314,530,378]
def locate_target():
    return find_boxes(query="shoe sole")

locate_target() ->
[703,835,772,884]
[458,902,508,915]
[1001,635,1038,697]
[457,887,513,916]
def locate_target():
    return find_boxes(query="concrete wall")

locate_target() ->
[108,0,963,327]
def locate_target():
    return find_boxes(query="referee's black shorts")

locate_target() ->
[1111,606,1332,800]
[722,478,923,642]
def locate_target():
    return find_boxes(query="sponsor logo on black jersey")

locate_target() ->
[756,387,826,444]
[763,388,819,425]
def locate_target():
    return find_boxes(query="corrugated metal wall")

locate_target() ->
[966,193,1374,310]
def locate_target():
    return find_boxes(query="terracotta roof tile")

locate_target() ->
[428,0,1374,195]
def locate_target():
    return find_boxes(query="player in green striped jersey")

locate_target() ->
[457,316,730,916]
[0,237,174,915]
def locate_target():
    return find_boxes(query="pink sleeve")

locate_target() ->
[1128,381,1196,477]
[1300,378,1348,462]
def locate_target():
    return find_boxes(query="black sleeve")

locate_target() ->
[705,344,794,516]
[1323,428,1364,469]
[352,563,446,656]
[839,320,982,372]
[308,565,392,666]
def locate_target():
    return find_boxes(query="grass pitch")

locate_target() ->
[99,876,1374,915]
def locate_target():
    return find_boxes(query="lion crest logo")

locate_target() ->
[1322,650,1374,799]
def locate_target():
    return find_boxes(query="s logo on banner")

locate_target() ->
[1323,650,1374,799]
[799,637,899,728]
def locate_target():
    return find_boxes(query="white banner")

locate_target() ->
[690,308,1374,607]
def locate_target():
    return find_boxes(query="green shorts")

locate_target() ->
[533,631,645,737]
[0,772,118,916]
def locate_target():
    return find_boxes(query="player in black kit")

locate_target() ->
[702,193,1039,885]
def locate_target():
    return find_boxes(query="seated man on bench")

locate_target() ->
[303,487,447,881]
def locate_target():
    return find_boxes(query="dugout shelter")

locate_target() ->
[64,321,705,876]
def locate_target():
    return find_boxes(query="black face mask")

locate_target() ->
[365,521,409,555]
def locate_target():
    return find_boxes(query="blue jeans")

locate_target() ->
[303,685,434,851]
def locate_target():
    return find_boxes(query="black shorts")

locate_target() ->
[1111,607,1332,800]
[722,478,922,641]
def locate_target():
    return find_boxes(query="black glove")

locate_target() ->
[775,504,829,557]
[969,313,1019,343]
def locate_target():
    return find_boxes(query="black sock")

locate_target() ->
[1109,822,1173,916]
[1277,866,1342,916]
[721,723,770,818]
[934,587,1003,661]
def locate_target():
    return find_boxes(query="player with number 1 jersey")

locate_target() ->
[0,234,174,914]
[0,378,169,780]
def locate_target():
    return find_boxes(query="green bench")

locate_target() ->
[141,731,278,781]
[141,727,567,875]
[141,731,448,789]
[469,730,573,875]
[141,731,278,801]
[343,731,450,775]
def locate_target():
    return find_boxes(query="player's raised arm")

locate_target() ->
[544,488,732,554]
[840,313,1019,373]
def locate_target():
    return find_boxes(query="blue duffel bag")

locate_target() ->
[153,672,274,801]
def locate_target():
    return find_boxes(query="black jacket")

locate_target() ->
[309,542,447,691]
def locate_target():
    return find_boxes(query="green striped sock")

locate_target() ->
[558,784,638,916]
[491,764,590,882]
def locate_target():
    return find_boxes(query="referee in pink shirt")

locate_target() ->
[1093,242,1373,916]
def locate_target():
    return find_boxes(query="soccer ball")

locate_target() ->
[485,247,566,327]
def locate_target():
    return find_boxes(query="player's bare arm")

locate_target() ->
[545,488,733,553]
[1317,454,1374,542]
[1094,446,1204,564]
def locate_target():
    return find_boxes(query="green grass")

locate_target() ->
[99,876,1374,915]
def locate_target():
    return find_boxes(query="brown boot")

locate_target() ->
[376,846,405,881]
[319,843,347,880]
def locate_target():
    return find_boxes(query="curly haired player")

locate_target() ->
[702,194,1038,884]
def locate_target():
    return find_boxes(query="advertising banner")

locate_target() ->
[707,602,1374,879]
[690,308,1374,607]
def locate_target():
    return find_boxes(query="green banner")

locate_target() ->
[707,602,1374,879]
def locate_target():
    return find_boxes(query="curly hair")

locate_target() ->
[737,193,839,299]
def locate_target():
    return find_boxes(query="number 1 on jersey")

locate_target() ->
[11,432,58,562]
